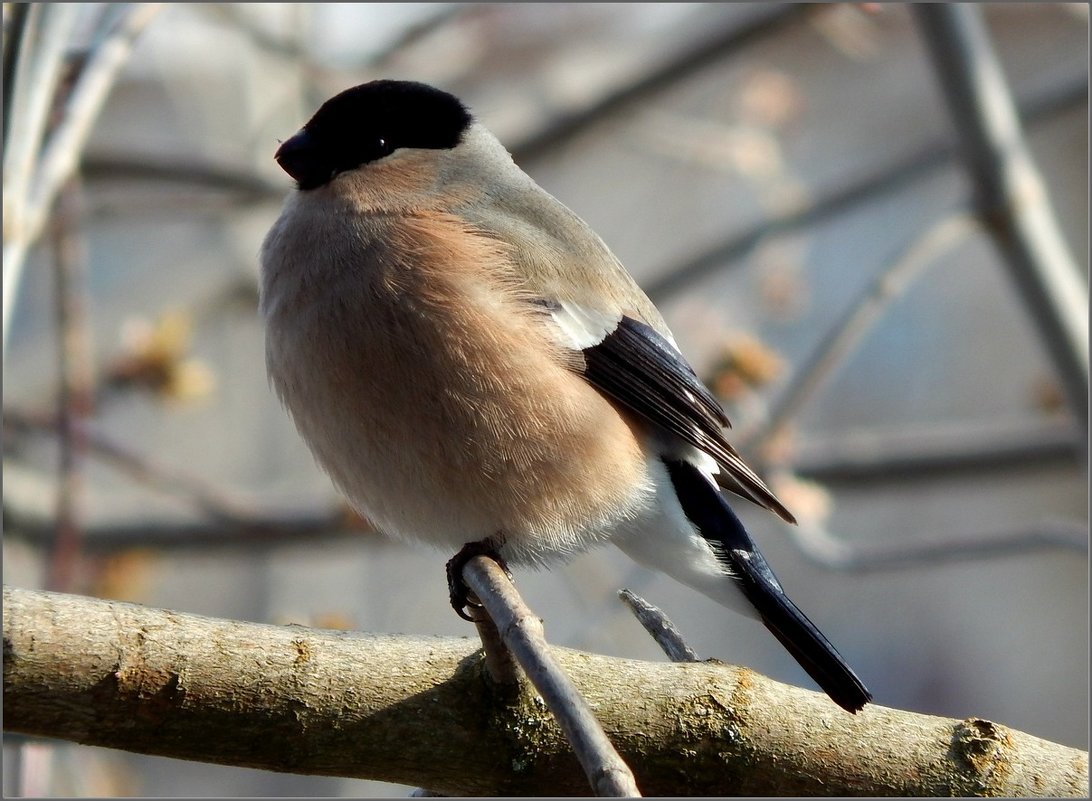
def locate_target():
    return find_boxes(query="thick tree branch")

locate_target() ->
[4,586,1087,796]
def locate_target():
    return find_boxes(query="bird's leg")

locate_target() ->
[446,538,511,621]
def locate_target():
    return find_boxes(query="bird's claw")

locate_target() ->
[446,540,510,621]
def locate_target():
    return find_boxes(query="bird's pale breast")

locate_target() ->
[261,202,652,563]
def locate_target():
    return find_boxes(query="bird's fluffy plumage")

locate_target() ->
[260,80,871,712]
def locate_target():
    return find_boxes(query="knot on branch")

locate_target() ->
[951,717,1013,790]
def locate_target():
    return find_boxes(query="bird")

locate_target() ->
[259,79,872,713]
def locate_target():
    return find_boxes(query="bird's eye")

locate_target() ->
[376,137,391,155]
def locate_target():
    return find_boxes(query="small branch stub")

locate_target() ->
[618,588,700,663]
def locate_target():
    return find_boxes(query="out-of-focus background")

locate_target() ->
[3,3,1087,796]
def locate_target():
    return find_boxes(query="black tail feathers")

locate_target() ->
[665,459,872,713]
[730,547,872,712]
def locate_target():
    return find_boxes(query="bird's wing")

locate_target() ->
[542,299,796,524]
[459,181,793,523]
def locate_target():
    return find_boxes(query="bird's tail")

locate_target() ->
[664,459,872,713]
[728,545,873,713]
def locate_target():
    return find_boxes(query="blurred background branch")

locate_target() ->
[914,4,1088,435]
[741,210,979,450]
[3,4,162,353]
[45,176,93,593]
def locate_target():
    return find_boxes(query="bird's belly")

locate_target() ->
[266,292,653,565]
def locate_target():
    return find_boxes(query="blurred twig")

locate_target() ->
[642,69,1087,304]
[511,4,801,162]
[2,4,80,351]
[914,5,1089,435]
[364,3,473,69]
[787,518,1087,572]
[2,506,364,553]
[198,4,308,61]
[46,176,94,593]
[53,31,1086,227]
[23,4,163,256]
[4,406,369,554]
[2,4,79,219]
[2,2,33,140]
[3,3,161,354]
[789,417,1082,482]
[81,155,284,201]
[740,211,978,452]
[5,409,264,524]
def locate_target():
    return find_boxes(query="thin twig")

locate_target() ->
[914,5,1089,434]
[4,409,270,524]
[46,176,93,592]
[740,211,978,450]
[789,416,1082,481]
[461,555,641,797]
[617,589,700,663]
[786,518,1088,572]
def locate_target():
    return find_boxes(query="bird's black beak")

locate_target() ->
[274,129,327,190]
[274,130,311,182]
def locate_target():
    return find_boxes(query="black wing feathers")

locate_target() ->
[581,315,727,434]
[581,316,795,524]
[664,459,872,713]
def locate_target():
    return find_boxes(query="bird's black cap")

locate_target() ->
[275,80,472,190]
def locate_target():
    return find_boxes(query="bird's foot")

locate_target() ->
[446,540,511,622]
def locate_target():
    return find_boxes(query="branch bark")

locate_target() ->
[4,586,1087,796]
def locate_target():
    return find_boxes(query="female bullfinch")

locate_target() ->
[260,80,871,713]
